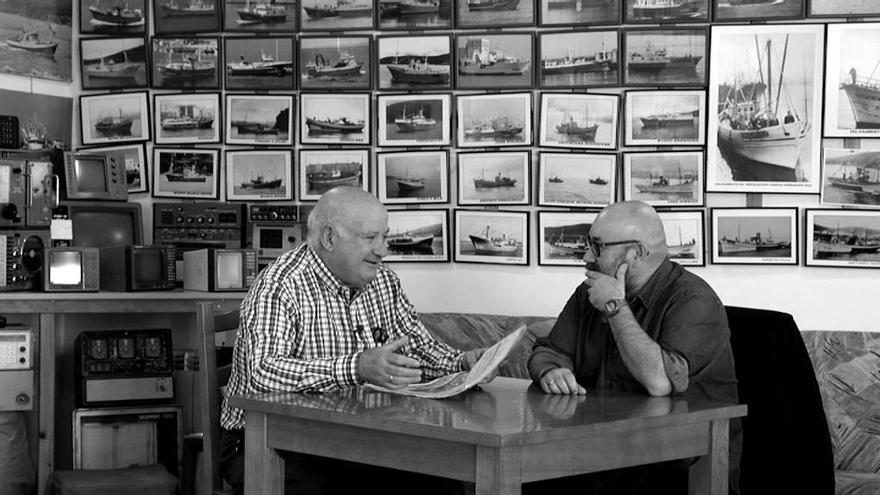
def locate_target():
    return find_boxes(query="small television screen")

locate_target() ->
[73,157,107,193]
[50,250,82,285]
[133,249,163,285]
[67,202,144,248]
[215,251,242,290]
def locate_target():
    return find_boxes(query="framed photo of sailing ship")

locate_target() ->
[456,0,535,29]
[622,28,707,87]
[538,0,620,26]
[80,0,147,35]
[80,37,148,90]
[150,36,220,90]
[623,89,706,146]
[453,209,529,265]
[623,150,704,207]
[805,208,880,268]
[224,0,297,33]
[377,34,452,90]
[152,147,219,199]
[298,148,369,201]
[223,36,295,91]
[456,92,532,148]
[225,149,292,201]
[710,207,798,265]
[538,92,618,150]
[625,0,707,23]
[377,93,451,146]
[377,150,449,205]
[299,0,373,32]
[152,0,220,34]
[808,0,880,17]
[457,151,531,206]
[537,151,616,207]
[537,210,597,266]
[298,35,371,90]
[299,92,369,145]
[379,0,453,30]
[713,0,804,22]
[225,93,294,146]
[823,23,880,138]
[79,91,150,146]
[385,209,450,262]
[454,33,534,90]
[707,24,824,194]
[820,148,880,208]
[77,143,148,194]
[153,92,220,144]
[538,30,619,89]
[658,210,705,266]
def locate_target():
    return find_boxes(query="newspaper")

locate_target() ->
[367,324,527,399]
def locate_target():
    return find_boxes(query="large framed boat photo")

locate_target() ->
[0,0,72,83]
[77,143,148,194]
[79,91,150,146]
[377,150,449,205]
[808,0,880,17]
[537,151,616,208]
[713,0,804,22]
[622,28,707,87]
[457,0,536,30]
[298,35,371,90]
[457,151,531,206]
[377,35,451,91]
[454,209,529,266]
[153,92,220,145]
[538,0,620,26]
[537,210,597,267]
[538,30,619,89]
[298,149,369,201]
[805,208,880,269]
[710,207,798,265]
[456,92,532,148]
[225,149,292,201]
[150,36,220,90]
[224,0,297,33]
[658,209,705,266]
[223,36,295,91]
[80,37,148,90]
[454,33,534,90]
[820,148,880,209]
[707,24,824,194]
[385,209,450,263]
[80,0,147,35]
[299,93,369,145]
[624,89,706,147]
[824,23,880,138]
[225,93,294,146]
[299,0,373,32]
[379,0,453,30]
[152,147,220,199]
[152,0,221,34]
[539,92,618,150]
[623,150,704,207]
[377,93,451,147]
[624,0,708,24]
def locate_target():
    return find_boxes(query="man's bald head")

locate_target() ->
[591,201,668,263]
[307,186,384,245]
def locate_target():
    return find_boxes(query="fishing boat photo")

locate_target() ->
[719,224,785,254]
[473,168,517,188]
[89,1,144,25]
[824,154,880,193]
[542,48,617,74]
[6,30,58,57]
[94,109,133,134]
[85,56,141,80]
[640,111,696,128]
[386,57,450,84]
[394,106,437,132]
[305,51,363,78]
[336,0,373,16]
[235,121,279,134]
[395,170,426,191]
[306,116,365,134]
[161,104,213,130]
[628,43,701,73]
[556,108,599,141]
[388,231,434,250]
[463,117,523,139]
[631,0,702,20]
[158,48,216,80]
[226,49,292,76]
[589,176,608,185]
[303,2,340,17]
[165,156,206,182]
[459,38,529,76]
[841,67,880,129]
[241,175,282,189]
[667,227,697,258]
[548,231,588,257]
[469,226,519,255]
[160,0,215,17]
[636,170,696,194]
[548,175,563,183]
[236,0,287,23]
[308,166,362,188]
[466,0,520,10]
[398,0,440,14]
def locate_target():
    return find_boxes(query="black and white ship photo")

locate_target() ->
[152,147,219,199]
[153,0,220,34]
[713,0,803,22]
[711,207,798,265]
[154,92,220,144]
[299,93,369,145]
[378,34,451,90]
[658,210,705,266]
[223,36,294,91]
[538,30,618,89]
[809,0,880,17]
[298,35,370,90]
[379,0,453,30]
[456,93,531,148]
[79,91,150,146]
[624,89,705,146]
[385,209,449,262]
[457,151,530,206]
[225,93,293,146]
[539,0,619,26]
[224,0,296,32]
[539,93,618,150]
[537,152,616,207]
[624,0,707,23]
[824,24,880,138]
[457,0,535,29]
[80,0,146,35]
[622,150,704,207]
[377,93,451,146]
[707,24,824,194]
[298,149,369,201]
[79,36,148,90]
[806,209,880,268]
[299,0,373,32]
[225,149,292,201]
[150,36,220,89]
[820,148,880,208]
[377,150,449,204]
[455,33,533,90]
[623,28,706,87]
[454,209,528,265]
[537,210,597,266]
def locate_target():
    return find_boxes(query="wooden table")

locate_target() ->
[230,377,746,495]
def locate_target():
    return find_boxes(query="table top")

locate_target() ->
[230,377,747,448]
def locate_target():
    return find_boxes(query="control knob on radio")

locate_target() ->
[2,203,19,220]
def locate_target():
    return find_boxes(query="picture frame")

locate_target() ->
[225,93,294,147]
[224,0,297,32]
[80,37,148,90]
[454,209,529,265]
[456,0,536,29]
[299,0,373,32]
[456,92,532,148]
[80,0,147,35]
[710,207,798,265]
[385,209,450,262]
[223,36,295,91]
[624,89,706,147]
[823,23,880,138]
[225,149,292,201]
[707,24,824,194]
[298,149,369,201]
[150,36,220,90]
[713,0,804,22]
[819,148,880,208]
[538,30,619,89]
[377,93,451,147]
[658,209,705,266]
[153,0,221,34]
[153,92,220,145]
[377,150,450,205]
[539,92,618,150]
[454,33,534,90]
[622,28,707,87]
[538,0,620,26]
[298,35,371,91]
[78,143,148,194]
[623,150,704,207]
[378,0,453,30]
[0,11,70,83]
[377,35,452,90]
[79,91,150,146]
[537,151,616,208]
[152,147,220,199]
[805,208,880,268]
[624,0,708,23]
[808,0,880,17]
[299,93,369,146]
[537,210,596,267]
[457,151,531,206]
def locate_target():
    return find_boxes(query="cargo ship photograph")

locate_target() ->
[301,93,368,144]
[300,36,370,89]
[379,151,446,202]
[627,152,702,205]
[458,152,529,205]
[540,93,618,149]
[224,39,295,90]
[713,209,797,264]
[539,31,618,88]
[457,35,532,89]
[306,116,365,134]
[151,38,219,88]
[810,217,880,263]
[378,35,451,89]
[537,213,594,266]
[155,148,218,197]
[623,29,705,86]
[379,94,449,145]
[155,93,219,144]
[300,0,374,30]
[155,0,219,33]
[393,106,437,132]
[385,211,447,260]
[306,163,363,194]
[379,0,451,30]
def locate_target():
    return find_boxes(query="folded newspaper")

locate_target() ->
[367,324,527,399]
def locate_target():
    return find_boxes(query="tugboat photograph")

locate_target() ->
[539,30,618,88]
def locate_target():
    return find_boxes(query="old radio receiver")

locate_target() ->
[0,159,57,227]
[0,326,34,411]
[0,229,49,291]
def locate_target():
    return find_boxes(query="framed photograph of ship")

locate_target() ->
[456,93,531,148]
[453,209,529,265]
[224,0,296,32]
[153,92,220,145]
[823,23,880,138]
[379,0,453,30]
[538,93,618,150]
[299,93,369,145]
[456,0,535,29]
[223,36,295,91]
[706,24,824,194]
[710,207,798,265]
[538,30,619,89]
[457,151,530,206]
[377,150,449,205]
[298,35,371,90]
[626,0,707,22]
[805,209,880,268]
[385,209,450,262]
[713,0,803,22]
[820,148,880,208]
[808,0,880,17]
[377,93,451,146]
[538,0,620,26]
[298,148,368,199]
[150,36,220,90]
[299,0,373,32]
[623,90,706,147]
[80,37,148,90]
[78,143,148,194]
[80,0,147,35]
[454,33,533,90]
[225,93,294,146]
[225,149,292,201]
[152,147,220,199]
[658,210,705,266]
[623,151,704,207]
[622,28,707,87]
[537,210,596,266]
[377,35,451,90]
[79,91,150,146]
[537,151,616,207]
[153,0,220,34]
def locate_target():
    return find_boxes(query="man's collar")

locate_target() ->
[304,244,371,300]
[629,259,679,309]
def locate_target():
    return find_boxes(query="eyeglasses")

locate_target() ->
[587,238,641,257]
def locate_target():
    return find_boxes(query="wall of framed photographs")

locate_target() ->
[68,0,880,331]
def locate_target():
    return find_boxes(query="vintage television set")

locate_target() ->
[63,201,144,248]
[42,247,100,292]
[99,245,176,291]
[183,248,257,292]
[62,152,128,201]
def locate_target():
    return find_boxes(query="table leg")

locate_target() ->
[475,446,521,495]
[244,412,284,495]
[689,418,730,495]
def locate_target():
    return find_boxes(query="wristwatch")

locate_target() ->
[603,298,627,317]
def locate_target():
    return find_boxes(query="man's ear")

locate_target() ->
[319,225,335,251]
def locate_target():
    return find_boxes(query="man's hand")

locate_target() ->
[357,337,422,389]
[583,263,627,312]
[539,368,586,395]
